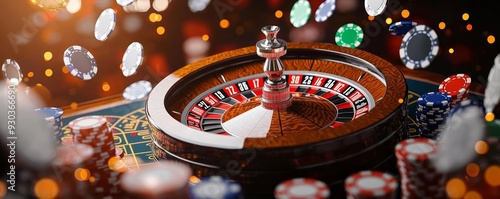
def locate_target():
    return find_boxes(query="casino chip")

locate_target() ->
[290,0,311,28]
[123,80,152,101]
[116,0,134,6]
[63,45,98,80]
[94,8,117,41]
[189,176,242,199]
[400,25,439,70]
[439,74,471,106]
[2,59,23,86]
[274,178,330,199]
[344,170,397,198]
[35,107,64,145]
[389,21,418,36]
[32,0,70,11]
[314,0,336,23]
[335,23,364,48]
[364,0,387,16]
[416,92,451,138]
[122,42,144,77]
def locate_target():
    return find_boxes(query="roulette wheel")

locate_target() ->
[146,25,408,197]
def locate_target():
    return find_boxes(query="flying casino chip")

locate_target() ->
[290,0,311,28]
[122,42,144,77]
[32,0,70,11]
[364,0,387,16]
[389,21,418,36]
[94,8,117,41]
[314,0,336,23]
[2,59,23,86]
[399,25,439,70]
[123,80,152,101]
[189,176,243,199]
[116,0,134,6]
[335,23,364,48]
[274,178,330,199]
[63,45,98,80]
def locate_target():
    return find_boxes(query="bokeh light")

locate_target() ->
[462,13,470,21]
[202,34,209,41]
[485,113,495,121]
[385,18,392,25]
[102,82,110,91]
[62,66,69,74]
[446,178,466,198]
[275,10,283,18]
[484,165,500,186]
[439,22,446,30]
[466,163,480,177]
[34,178,59,199]
[28,72,34,77]
[475,140,489,154]
[66,0,81,14]
[220,19,230,29]
[368,16,374,21]
[70,102,78,109]
[463,191,482,199]
[401,9,410,18]
[466,24,473,31]
[156,26,165,35]
[45,69,53,77]
[74,168,91,181]
[448,48,454,54]
[44,51,53,61]
[487,35,495,44]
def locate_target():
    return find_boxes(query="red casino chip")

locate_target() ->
[274,178,330,199]
[344,170,397,198]
[395,138,438,161]
[69,115,109,134]
[438,74,471,97]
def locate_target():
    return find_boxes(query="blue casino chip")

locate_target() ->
[417,92,452,107]
[189,176,243,199]
[399,25,439,70]
[34,107,63,121]
[389,21,418,36]
[314,0,336,23]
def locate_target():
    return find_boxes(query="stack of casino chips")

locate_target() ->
[69,115,124,197]
[34,107,64,145]
[274,178,330,199]
[344,170,397,199]
[52,144,94,198]
[438,74,471,106]
[395,138,446,199]
[189,176,243,199]
[120,161,192,198]
[416,92,451,139]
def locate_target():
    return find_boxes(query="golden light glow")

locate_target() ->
[385,17,392,25]
[62,66,69,74]
[189,176,201,184]
[464,191,482,199]
[155,14,162,22]
[156,26,165,35]
[485,112,495,122]
[368,16,375,21]
[34,178,59,199]
[487,35,496,44]
[74,168,90,181]
[485,165,500,186]
[439,22,446,30]
[220,19,230,29]
[66,0,82,14]
[202,34,209,41]
[70,102,78,109]
[401,9,410,18]
[27,72,34,77]
[449,48,454,54]
[0,181,6,198]
[275,10,283,18]
[23,77,29,82]
[462,13,470,21]
[89,176,95,183]
[102,82,110,91]
[446,178,466,198]
[475,140,489,155]
[466,163,480,177]
[44,51,53,61]
[108,156,120,170]
[466,24,473,31]
[398,98,404,104]
[149,13,157,22]
[45,69,53,77]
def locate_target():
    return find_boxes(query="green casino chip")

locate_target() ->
[290,0,311,28]
[335,23,364,48]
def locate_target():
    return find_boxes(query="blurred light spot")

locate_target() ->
[385,18,392,25]
[74,168,90,181]
[464,191,482,199]
[446,178,466,198]
[485,165,500,186]
[487,35,495,44]
[202,34,209,41]
[66,0,82,14]
[28,72,34,77]
[401,9,410,18]
[475,140,488,154]
[220,19,230,29]
[70,102,78,109]
[466,163,480,177]
[45,69,53,77]
[368,16,374,21]
[275,10,283,18]
[34,178,59,199]
[155,14,162,22]
[183,37,210,57]
[156,26,165,35]
[485,112,495,122]
[0,181,6,198]
[448,48,454,54]
[23,77,29,82]
[236,26,245,35]
[462,13,469,21]
[439,22,446,30]
[102,82,110,91]
[44,51,53,61]
[123,14,143,33]
[107,156,120,170]
[466,24,473,31]
[62,66,69,74]
[189,176,201,183]
[89,176,95,183]
[149,13,157,22]
[398,98,404,104]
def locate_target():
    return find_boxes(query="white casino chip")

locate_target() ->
[94,8,117,41]
[123,80,152,101]
[122,42,144,77]
[364,0,387,16]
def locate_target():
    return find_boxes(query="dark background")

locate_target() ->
[0,0,499,108]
